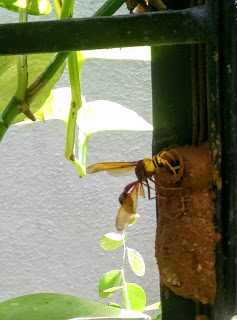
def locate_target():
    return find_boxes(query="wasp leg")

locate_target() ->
[163,159,177,175]
[159,151,176,175]
[142,179,157,199]
[158,151,177,175]
[159,150,176,163]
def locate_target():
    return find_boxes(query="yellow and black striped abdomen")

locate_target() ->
[152,154,164,169]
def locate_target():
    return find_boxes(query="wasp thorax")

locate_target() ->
[135,159,155,181]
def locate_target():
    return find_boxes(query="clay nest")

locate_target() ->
[155,143,220,305]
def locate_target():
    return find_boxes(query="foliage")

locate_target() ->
[0,54,65,123]
[98,223,161,316]
[0,0,51,15]
[33,87,152,176]
[0,0,152,177]
[0,0,159,319]
[0,293,151,320]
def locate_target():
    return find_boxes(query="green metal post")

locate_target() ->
[151,45,196,320]
[151,1,195,318]
[217,0,237,318]
[152,0,237,319]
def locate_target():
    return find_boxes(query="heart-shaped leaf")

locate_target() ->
[123,283,146,312]
[98,270,123,298]
[127,248,145,276]
[77,100,153,134]
[101,232,127,251]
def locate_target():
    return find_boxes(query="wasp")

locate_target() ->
[86,152,177,230]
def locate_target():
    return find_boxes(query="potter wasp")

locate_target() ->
[86,152,177,230]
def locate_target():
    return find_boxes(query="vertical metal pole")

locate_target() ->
[151,2,195,319]
[206,0,237,319]
[152,0,237,319]
[151,45,195,320]
[205,1,225,319]
[218,0,237,318]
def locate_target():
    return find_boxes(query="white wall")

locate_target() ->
[0,1,160,315]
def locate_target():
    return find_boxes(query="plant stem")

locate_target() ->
[0,4,29,141]
[65,51,82,161]
[60,0,74,19]
[26,51,70,104]
[78,133,89,168]
[0,0,126,143]
[93,0,126,17]
[57,0,84,172]
[0,96,21,141]
[71,158,86,177]
[122,229,130,310]
[52,0,62,18]
[15,7,28,101]
[64,0,126,173]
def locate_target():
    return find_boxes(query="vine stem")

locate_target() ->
[52,0,62,18]
[64,0,126,174]
[122,229,130,310]
[60,0,74,19]
[65,52,82,162]
[15,6,28,101]
[26,51,70,104]
[54,0,86,176]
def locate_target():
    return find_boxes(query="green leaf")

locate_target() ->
[35,89,152,132]
[128,214,140,227]
[123,283,146,312]
[77,100,153,135]
[82,47,151,61]
[153,314,162,320]
[35,87,86,123]
[39,87,70,122]
[101,232,127,251]
[127,248,145,276]
[98,270,123,298]
[32,89,152,172]
[0,293,151,320]
[144,302,161,311]
[0,55,65,124]
[103,286,123,293]
[77,100,152,169]
[0,0,52,15]
[108,302,123,309]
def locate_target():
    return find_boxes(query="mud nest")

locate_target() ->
[155,143,220,304]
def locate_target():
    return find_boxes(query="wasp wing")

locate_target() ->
[140,183,145,197]
[116,183,139,231]
[86,162,137,176]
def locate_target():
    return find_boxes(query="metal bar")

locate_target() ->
[205,2,224,320]
[151,1,196,319]
[218,0,237,318]
[0,6,210,55]
[152,42,195,320]
[205,0,237,319]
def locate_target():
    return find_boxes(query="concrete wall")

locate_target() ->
[0,1,160,314]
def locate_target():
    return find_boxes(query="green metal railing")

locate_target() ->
[0,6,209,54]
[0,0,236,319]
